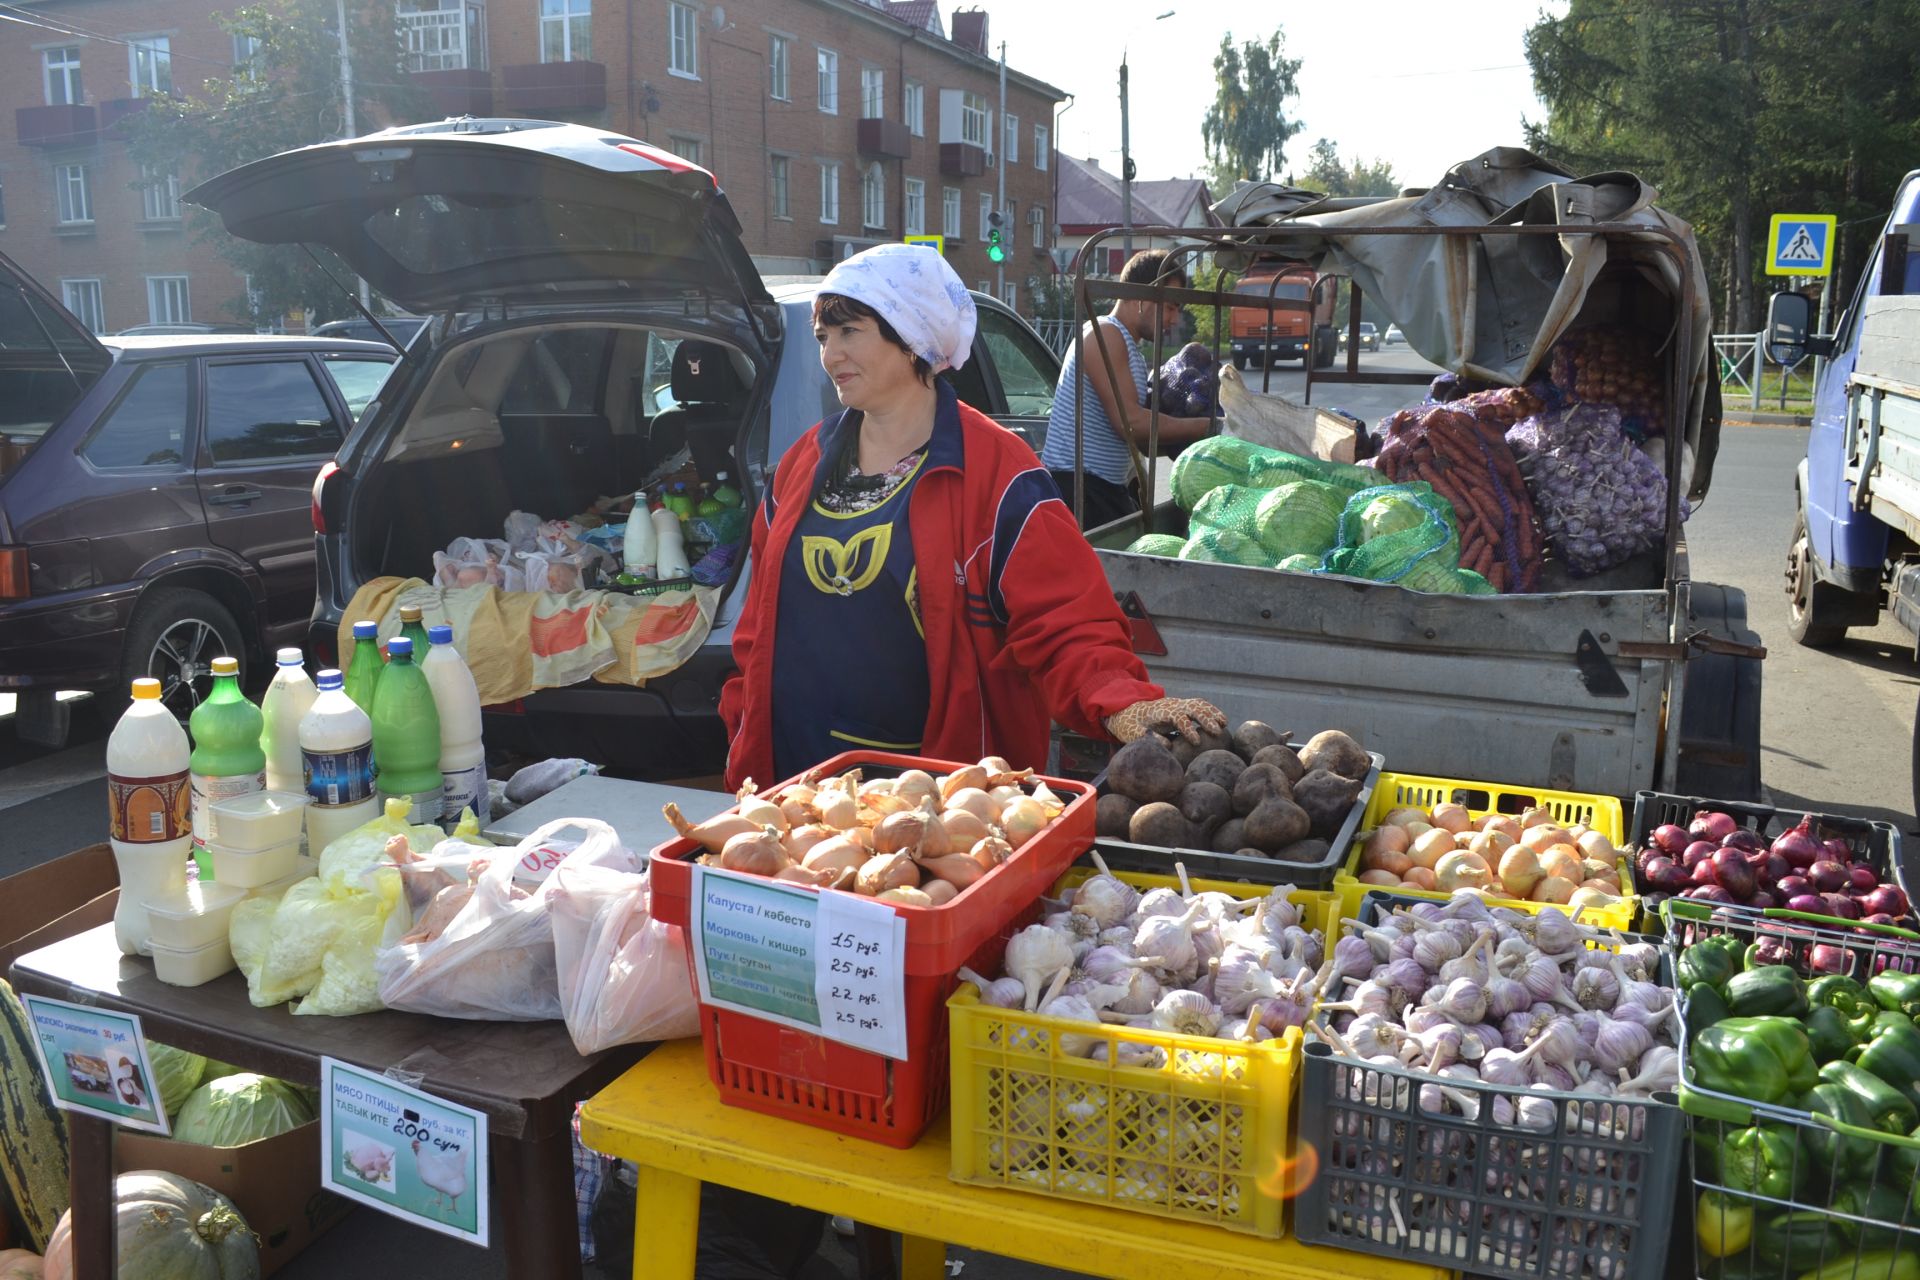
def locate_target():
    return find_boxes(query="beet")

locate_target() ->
[1291,769,1364,840]
[1809,861,1849,894]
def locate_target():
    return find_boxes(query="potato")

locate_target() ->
[1096,793,1139,839]
[1185,749,1247,794]
[1292,769,1363,839]
[1177,781,1232,837]
[1168,725,1235,766]
[1242,796,1311,851]
[1107,736,1185,803]
[1209,818,1247,854]
[1129,801,1195,849]
[1250,743,1305,784]
[1298,729,1371,781]
[1275,837,1332,865]
[1236,847,1270,860]
[1231,762,1294,815]
[1231,720,1288,761]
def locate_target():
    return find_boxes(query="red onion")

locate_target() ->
[1713,850,1757,900]
[1863,886,1909,919]
[1809,944,1853,976]
[1773,818,1822,869]
[1683,841,1718,871]
[1749,937,1793,968]
[1822,893,1863,920]
[1808,860,1849,894]
[1758,852,1791,884]
[1721,829,1766,854]
[1823,837,1853,861]
[1749,891,1777,911]
[1690,810,1739,843]
[1787,893,1828,914]
[1642,855,1688,893]
[1690,859,1721,887]
[1685,885,1734,903]
[1862,913,1899,929]
[1846,865,1879,894]
[1778,875,1813,900]
[1651,824,1691,855]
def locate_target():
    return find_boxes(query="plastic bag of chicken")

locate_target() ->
[550,860,699,1054]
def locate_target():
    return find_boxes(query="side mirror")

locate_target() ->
[1765,290,1814,366]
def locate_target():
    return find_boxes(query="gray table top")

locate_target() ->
[482,774,729,861]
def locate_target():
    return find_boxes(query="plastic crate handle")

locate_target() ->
[1662,898,1920,942]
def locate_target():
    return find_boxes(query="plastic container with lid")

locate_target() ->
[150,935,235,987]
[207,836,302,889]
[242,859,316,901]
[207,788,310,851]
[144,880,245,951]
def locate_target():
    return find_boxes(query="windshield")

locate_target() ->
[1,279,110,482]
[1234,278,1309,302]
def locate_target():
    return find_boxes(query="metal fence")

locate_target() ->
[1033,318,1074,358]
[1713,330,1812,412]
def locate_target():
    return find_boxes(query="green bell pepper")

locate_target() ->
[1868,971,1920,1019]
[1680,934,1745,994]
[1807,1006,1862,1063]
[1757,1210,1842,1274]
[1689,982,1733,1040]
[1730,965,1812,1018]
[1855,1017,1920,1115]
[1795,1250,1920,1280]
[1811,975,1883,1040]
[1721,1123,1804,1198]
[1693,1017,1820,1105]
[1820,1059,1919,1135]
[1832,1183,1912,1252]
[1797,1082,1880,1179]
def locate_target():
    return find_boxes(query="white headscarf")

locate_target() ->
[819,243,977,373]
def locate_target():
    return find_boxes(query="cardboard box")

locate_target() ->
[0,844,119,973]
[116,1120,351,1277]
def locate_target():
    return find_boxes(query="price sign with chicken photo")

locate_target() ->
[319,1057,489,1246]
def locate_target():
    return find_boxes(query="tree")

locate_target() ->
[1301,138,1400,198]
[126,0,427,325]
[1201,29,1303,186]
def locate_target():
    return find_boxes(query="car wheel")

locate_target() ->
[1232,352,1246,370]
[1785,509,1852,648]
[119,588,247,720]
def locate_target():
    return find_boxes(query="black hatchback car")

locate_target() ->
[0,255,396,743]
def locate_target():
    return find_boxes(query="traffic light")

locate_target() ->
[987,209,1006,263]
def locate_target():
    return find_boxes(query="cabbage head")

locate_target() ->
[173,1072,317,1147]
[148,1042,207,1117]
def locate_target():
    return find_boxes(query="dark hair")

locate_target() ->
[811,292,934,385]
[1119,249,1186,288]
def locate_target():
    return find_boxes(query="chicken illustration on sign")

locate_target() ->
[413,1137,467,1214]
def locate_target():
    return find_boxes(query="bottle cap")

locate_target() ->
[316,669,344,690]
[387,637,413,659]
[130,678,162,700]
[211,656,240,677]
[428,625,453,645]
[353,620,378,639]
[276,647,304,666]
[399,605,423,623]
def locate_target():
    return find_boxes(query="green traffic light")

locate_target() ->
[988,230,1005,263]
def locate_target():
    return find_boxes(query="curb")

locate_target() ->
[1723,413,1810,427]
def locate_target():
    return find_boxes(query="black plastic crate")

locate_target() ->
[1629,789,1907,899]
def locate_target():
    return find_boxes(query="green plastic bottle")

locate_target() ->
[710,470,742,508]
[188,655,266,877]
[384,604,430,664]
[343,619,383,714]
[371,636,443,824]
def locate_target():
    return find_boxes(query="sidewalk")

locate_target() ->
[1721,410,1809,427]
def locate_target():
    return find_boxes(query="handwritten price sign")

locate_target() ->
[815,896,907,1059]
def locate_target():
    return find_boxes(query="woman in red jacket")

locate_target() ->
[719,242,1222,792]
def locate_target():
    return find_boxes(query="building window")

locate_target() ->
[1002,282,1017,310]
[768,34,789,100]
[942,186,960,238]
[770,155,790,218]
[977,192,992,241]
[667,135,702,166]
[668,3,697,77]
[55,164,91,225]
[43,47,82,106]
[904,81,923,136]
[1030,204,1046,248]
[960,91,988,147]
[129,37,172,97]
[146,276,190,325]
[232,34,262,74]
[1035,124,1049,170]
[816,47,837,113]
[904,178,925,235]
[860,66,884,118]
[61,279,104,333]
[1004,113,1019,165]
[141,166,181,221]
[819,162,839,224]
[540,0,590,62]
[862,163,884,229]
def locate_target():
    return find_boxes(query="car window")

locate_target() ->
[501,330,612,413]
[642,333,680,415]
[944,355,993,416]
[321,354,398,421]
[203,359,342,463]
[79,362,190,469]
[976,308,1056,418]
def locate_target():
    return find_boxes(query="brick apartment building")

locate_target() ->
[0,0,1066,332]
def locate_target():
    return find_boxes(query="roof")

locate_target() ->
[1055,154,1218,230]
[102,334,396,357]
[885,0,944,35]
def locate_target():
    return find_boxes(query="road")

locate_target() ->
[2,343,1914,1277]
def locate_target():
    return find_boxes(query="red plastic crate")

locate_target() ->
[650,751,1095,1147]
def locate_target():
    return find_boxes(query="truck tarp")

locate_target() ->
[1212,146,1718,500]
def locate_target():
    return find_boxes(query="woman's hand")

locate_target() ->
[1106,697,1228,745]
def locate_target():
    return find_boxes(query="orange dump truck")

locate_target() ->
[1228,262,1337,370]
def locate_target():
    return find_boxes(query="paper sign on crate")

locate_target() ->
[690,864,908,1060]
[22,993,170,1135]
[319,1057,489,1247]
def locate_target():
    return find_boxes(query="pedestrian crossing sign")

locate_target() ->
[904,234,945,256]
[1767,213,1835,277]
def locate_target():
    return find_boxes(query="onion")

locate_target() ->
[1821,893,1862,921]
[1357,869,1402,887]
[1651,824,1690,855]
[1362,847,1413,878]
[1808,861,1849,894]
[1520,807,1556,830]
[1576,830,1615,861]
[1403,867,1439,890]
[1719,828,1765,854]
[1410,828,1457,869]
[1809,944,1853,976]
[1364,826,1411,860]
[1689,860,1721,887]
[1640,856,1685,892]
[1539,845,1583,883]
[1520,825,1568,854]
[1757,852,1790,884]
[1786,893,1827,914]
[1497,845,1547,898]
[1748,891,1777,911]
[1431,803,1473,834]
[1685,885,1734,903]
[1716,856,1756,902]
[1690,810,1739,843]
[1530,875,1576,903]
[1865,885,1910,918]
[1777,875,1812,900]
[1383,807,1429,828]
[1434,850,1494,892]
[1484,816,1524,844]
[1682,841,1718,870]
[1772,817,1822,869]
[1823,837,1854,861]
[1847,865,1879,894]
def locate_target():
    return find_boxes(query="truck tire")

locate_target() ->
[1674,583,1765,801]
[1312,326,1337,369]
[1786,509,1854,647]
[118,587,246,722]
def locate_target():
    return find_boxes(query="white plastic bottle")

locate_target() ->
[106,679,192,956]
[622,489,656,575]
[653,507,691,578]
[298,668,379,858]
[259,648,319,794]
[421,625,488,828]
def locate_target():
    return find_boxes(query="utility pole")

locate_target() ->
[1119,58,1131,258]
[335,0,370,308]
[996,41,1007,300]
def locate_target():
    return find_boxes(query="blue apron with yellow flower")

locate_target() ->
[770,448,930,780]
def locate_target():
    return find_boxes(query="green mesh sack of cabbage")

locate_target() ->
[1253,480,1346,559]
[1123,533,1186,557]
[1170,435,1376,511]
[1323,483,1470,594]
[1179,527,1269,566]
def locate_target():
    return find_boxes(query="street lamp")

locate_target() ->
[1119,9,1174,258]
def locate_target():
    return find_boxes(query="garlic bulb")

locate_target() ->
[1071,855,1140,927]
[1005,923,1075,1010]
[1145,989,1223,1038]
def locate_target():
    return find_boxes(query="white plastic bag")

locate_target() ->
[373,818,637,1021]
[550,860,699,1053]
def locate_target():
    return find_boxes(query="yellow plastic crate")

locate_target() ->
[1331,770,1636,932]
[949,871,1322,1238]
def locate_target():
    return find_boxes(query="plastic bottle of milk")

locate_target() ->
[188,657,266,876]
[259,648,318,794]
[371,637,444,825]
[299,669,379,858]
[106,679,192,956]
[622,489,655,575]
[421,626,487,827]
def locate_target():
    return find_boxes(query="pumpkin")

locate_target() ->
[0,1250,43,1280]
[0,980,68,1251]
[43,1172,258,1280]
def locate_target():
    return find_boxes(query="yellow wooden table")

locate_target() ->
[579,1041,1450,1280]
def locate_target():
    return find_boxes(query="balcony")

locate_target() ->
[413,67,493,116]
[940,142,985,178]
[499,61,605,114]
[98,97,148,136]
[857,117,911,160]
[16,104,96,148]
[400,5,487,73]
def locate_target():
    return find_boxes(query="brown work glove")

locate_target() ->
[1105,697,1228,745]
